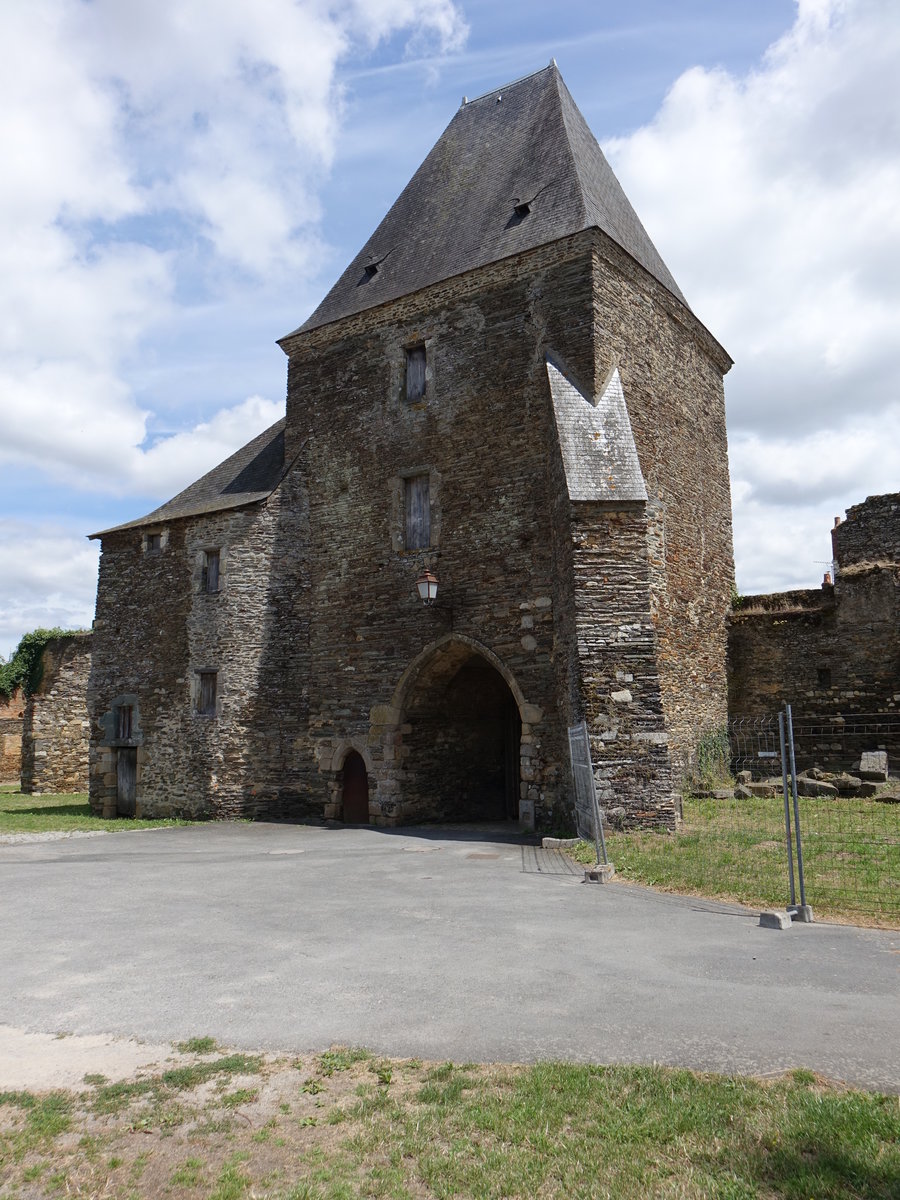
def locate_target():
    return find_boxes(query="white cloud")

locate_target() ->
[0,0,467,504]
[606,0,900,589]
[0,522,99,661]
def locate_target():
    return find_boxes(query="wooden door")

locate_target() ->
[116,748,137,817]
[341,752,369,824]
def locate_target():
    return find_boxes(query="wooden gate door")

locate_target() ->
[341,752,369,824]
[116,748,137,817]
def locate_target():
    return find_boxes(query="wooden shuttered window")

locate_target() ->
[202,549,220,594]
[405,346,426,403]
[198,671,218,716]
[404,474,430,550]
[115,704,133,740]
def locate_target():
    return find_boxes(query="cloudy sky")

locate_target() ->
[1,0,897,657]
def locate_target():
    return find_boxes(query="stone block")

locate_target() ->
[520,704,544,725]
[759,910,792,930]
[795,776,837,797]
[859,751,888,781]
[584,863,615,883]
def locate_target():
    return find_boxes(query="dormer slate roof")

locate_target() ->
[90,418,285,537]
[285,63,686,339]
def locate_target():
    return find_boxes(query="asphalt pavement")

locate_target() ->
[1,822,897,1091]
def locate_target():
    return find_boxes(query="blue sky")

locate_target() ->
[1,0,898,657]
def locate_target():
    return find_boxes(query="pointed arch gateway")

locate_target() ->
[389,636,525,823]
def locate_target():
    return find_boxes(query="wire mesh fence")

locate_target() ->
[604,711,899,926]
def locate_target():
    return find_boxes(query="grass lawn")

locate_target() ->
[0,787,196,835]
[571,793,899,927]
[1,1048,898,1199]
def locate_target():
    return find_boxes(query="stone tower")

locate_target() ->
[88,65,733,830]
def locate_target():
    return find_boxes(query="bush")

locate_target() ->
[0,628,84,699]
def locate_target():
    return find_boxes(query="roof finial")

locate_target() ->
[550,57,557,67]
[461,95,467,106]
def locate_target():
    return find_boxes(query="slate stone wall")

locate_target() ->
[832,492,900,569]
[729,568,900,717]
[587,234,734,779]
[90,226,733,830]
[21,635,92,794]
[88,497,313,820]
[0,690,24,784]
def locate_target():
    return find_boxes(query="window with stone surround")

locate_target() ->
[202,549,221,594]
[144,531,162,554]
[404,474,431,549]
[197,671,218,716]
[404,344,426,404]
[115,704,133,740]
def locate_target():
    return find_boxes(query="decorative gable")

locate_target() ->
[547,359,647,503]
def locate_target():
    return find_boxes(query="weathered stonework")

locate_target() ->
[21,634,92,794]
[728,494,900,767]
[88,67,734,832]
[0,689,24,784]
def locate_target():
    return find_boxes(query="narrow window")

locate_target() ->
[405,345,426,404]
[404,474,430,549]
[198,671,218,716]
[817,666,832,688]
[145,532,161,554]
[202,549,220,594]
[115,704,133,740]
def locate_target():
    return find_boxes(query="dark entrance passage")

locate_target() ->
[341,751,370,824]
[402,645,522,823]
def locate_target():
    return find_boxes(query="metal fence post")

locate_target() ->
[785,704,809,914]
[778,710,797,907]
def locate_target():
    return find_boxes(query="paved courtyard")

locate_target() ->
[1,822,897,1091]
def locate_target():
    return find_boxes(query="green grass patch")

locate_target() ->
[176,1035,219,1055]
[571,793,899,925]
[316,1047,371,1076]
[0,789,196,834]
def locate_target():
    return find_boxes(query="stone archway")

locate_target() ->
[389,637,525,824]
[340,750,369,824]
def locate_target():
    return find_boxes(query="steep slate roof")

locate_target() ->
[547,360,647,503]
[287,63,685,338]
[91,418,286,537]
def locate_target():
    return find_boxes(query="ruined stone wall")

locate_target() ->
[728,568,900,768]
[21,635,92,793]
[832,492,900,569]
[0,689,24,784]
[587,233,734,779]
[89,495,312,820]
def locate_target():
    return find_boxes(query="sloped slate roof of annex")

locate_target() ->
[284,63,686,340]
[90,418,286,537]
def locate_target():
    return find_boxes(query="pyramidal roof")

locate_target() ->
[289,63,686,338]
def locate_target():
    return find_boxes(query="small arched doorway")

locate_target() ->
[341,751,369,823]
[399,642,522,823]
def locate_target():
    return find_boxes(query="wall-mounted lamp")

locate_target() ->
[415,568,439,606]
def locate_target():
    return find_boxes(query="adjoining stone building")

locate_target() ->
[88,65,734,830]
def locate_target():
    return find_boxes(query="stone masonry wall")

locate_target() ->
[569,502,675,828]
[89,496,312,820]
[730,493,900,726]
[0,689,24,784]
[280,232,602,828]
[21,635,92,793]
[832,492,900,569]
[587,233,734,780]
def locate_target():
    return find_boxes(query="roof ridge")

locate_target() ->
[462,62,556,107]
